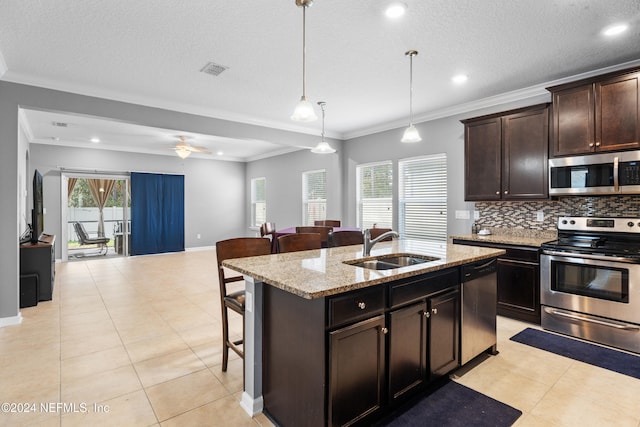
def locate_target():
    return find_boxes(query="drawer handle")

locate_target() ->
[423,311,430,318]
[381,327,389,334]
[357,301,366,310]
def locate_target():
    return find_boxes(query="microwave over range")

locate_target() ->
[549,150,640,196]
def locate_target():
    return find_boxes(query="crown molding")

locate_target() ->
[1,70,343,140]
[342,58,640,140]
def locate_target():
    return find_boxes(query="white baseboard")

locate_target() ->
[185,245,215,252]
[239,392,263,417]
[0,313,23,328]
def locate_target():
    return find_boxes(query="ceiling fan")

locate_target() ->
[172,136,211,159]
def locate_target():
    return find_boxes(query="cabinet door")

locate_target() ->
[388,302,427,402]
[595,72,640,152]
[496,259,540,323]
[464,117,502,201]
[429,288,460,378]
[502,106,549,199]
[329,315,386,427]
[551,84,595,156]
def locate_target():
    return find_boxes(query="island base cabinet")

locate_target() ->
[388,302,427,402]
[329,315,386,427]
[429,289,460,378]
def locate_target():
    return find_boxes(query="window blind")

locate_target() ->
[251,177,266,227]
[303,170,327,225]
[357,161,393,229]
[399,154,447,241]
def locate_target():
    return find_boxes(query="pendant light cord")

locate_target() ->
[320,102,325,140]
[409,52,414,125]
[302,5,307,100]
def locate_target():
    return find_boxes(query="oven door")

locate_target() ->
[540,252,640,324]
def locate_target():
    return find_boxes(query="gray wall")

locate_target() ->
[0,81,326,322]
[29,144,246,257]
[245,142,343,229]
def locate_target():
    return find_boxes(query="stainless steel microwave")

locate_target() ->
[549,151,640,195]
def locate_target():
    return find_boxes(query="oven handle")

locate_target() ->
[541,250,638,264]
[544,307,640,331]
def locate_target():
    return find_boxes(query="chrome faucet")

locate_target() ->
[363,229,399,257]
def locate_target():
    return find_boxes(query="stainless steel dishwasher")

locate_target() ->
[460,258,498,365]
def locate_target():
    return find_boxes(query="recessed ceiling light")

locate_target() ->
[603,23,628,37]
[452,74,468,84]
[385,2,407,19]
[217,151,223,156]
[90,137,100,143]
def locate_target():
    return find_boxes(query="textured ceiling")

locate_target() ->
[1,0,640,159]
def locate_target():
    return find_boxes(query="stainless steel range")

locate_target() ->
[540,216,640,354]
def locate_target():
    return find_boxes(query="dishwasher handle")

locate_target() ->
[461,258,497,282]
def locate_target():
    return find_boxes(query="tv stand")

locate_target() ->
[20,234,55,305]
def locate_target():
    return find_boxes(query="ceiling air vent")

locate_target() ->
[200,62,228,76]
[52,121,69,127]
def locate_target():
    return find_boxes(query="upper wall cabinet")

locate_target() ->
[462,104,549,201]
[548,68,640,157]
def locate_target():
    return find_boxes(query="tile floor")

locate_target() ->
[1,249,639,426]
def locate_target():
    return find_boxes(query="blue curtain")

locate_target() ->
[131,172,185,255]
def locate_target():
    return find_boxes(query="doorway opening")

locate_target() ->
[61,173,130,261]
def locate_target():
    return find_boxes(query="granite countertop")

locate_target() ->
[450,233,556,248]
[223,239,505,300]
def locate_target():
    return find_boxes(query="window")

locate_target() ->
[399,154,447,241]
[251,177,266,228]
[357,161,393,229]
[303,170,327,225]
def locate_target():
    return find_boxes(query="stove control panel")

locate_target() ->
[558,216,640,233]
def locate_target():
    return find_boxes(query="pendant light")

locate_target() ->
[401,50,422,143]
[311,102,336,154]
[291,0,318,122]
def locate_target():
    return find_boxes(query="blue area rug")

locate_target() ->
[510,328,640,379]
[379,381,522,427]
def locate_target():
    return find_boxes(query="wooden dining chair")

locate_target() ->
[314,219,341,227]
[296,226,333,246]
[369,227,394,242]
[328,230,364,247]
[215,237,271,371]
[259,222,276,238]
[278,233,322,253]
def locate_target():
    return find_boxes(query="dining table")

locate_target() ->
[271,226,360,253]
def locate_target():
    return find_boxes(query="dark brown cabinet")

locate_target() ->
[549,68,640,157]
[387,269,459,404]
[262,267,466,427]
[329,315,386,427]
[463,104,549,201]
[20,234,56,304]
[453,240,541,324]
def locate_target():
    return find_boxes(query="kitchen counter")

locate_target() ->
[450,233,555,248]
[224,238,506,425]
[223,239,505,299]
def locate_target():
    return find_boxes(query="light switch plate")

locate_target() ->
[536,211,544,222]
[245,291,253,313]
[474,210,480,220]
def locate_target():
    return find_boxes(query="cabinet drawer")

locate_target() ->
[502,248,539,263]
[328,287,385,328]
[389,268,459,308]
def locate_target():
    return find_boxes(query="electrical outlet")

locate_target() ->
[197,233,201,239]
[455,210,470,220]
[245,291,253,313]
[536,211,545,222]
[474,210,480,220]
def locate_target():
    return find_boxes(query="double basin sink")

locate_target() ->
[344,254,440,270]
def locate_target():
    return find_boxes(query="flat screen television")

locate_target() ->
[31,169,44,244]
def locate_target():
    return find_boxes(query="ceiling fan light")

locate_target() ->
[175,147,191,159]
[311,141,336,154]
[401,124,422,143]
[291,97,318,121]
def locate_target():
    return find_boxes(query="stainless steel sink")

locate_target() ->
[344,254,440,270]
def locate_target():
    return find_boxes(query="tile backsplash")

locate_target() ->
[475,196,640,231]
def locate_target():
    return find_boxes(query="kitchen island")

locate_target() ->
[223,239,505,427]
